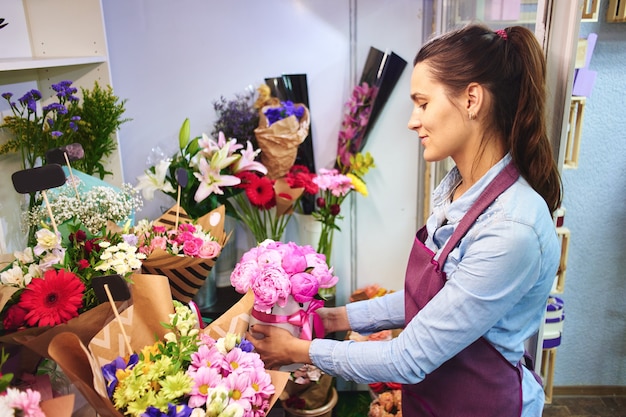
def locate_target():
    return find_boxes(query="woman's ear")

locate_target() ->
[466,82,484,118]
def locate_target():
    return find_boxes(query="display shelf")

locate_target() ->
[607,0,626,22]
[0,56,106,72]
[553,227,570,294]
[0,0,121,254]
[541,348,558,404]
[581,0,600,22]
[563,96,586,169]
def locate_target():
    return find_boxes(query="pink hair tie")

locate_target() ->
[495,29,508,40]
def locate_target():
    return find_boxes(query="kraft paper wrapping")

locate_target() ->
[48,276,288,417]
[0,301,125,376]
[141,204,231,303]
[255,104,310,179]
[40,394,76,417]
[274,177,304,217]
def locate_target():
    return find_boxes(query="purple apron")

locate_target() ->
[403,163,528,417]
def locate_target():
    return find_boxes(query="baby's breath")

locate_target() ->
[26,179,143,234]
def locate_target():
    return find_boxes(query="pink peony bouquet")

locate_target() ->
[230,240,338,341]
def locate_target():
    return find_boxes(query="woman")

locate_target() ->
[249,24,562,417]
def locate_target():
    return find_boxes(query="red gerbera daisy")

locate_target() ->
[245,175,276,209]
[235,171,259,189]
[18,269,85,327]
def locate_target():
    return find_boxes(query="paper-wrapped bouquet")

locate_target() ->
[47,274,289,417]
[138,204,231,303]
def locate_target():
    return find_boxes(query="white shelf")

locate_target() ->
[0,56,107,72]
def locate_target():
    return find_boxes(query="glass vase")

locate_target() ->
[316,221,336,303]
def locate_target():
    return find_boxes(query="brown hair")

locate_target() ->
[414,24,562,213]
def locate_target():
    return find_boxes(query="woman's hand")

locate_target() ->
[247,324,312,369]
[317,306,351,334]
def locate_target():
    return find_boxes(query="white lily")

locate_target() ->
[135,159,176,200]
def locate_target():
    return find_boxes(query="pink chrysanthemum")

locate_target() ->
[188,344,226,374]
[187,366,223,408]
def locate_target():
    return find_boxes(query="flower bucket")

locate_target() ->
[249,294,323,372]
[293,213,322,248]
[282,387,338,417]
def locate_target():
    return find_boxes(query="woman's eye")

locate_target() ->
[420,103,427,110]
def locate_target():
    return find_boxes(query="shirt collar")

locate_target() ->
[431,154,512,224]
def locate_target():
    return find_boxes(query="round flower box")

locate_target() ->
[282,387,338,417]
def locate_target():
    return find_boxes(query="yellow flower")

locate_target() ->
[347,173,368,197]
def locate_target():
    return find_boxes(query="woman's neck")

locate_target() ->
[452,142,506,200]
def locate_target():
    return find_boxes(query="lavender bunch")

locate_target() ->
[211,90,259,148]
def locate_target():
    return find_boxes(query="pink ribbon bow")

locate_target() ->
[251,299,325,340]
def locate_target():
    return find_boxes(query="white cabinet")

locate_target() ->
[0,0,123,252]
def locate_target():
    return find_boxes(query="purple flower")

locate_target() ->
[43,102,67,114]
[102,353,139,397]
[237,338,254,352]
[142,404,193,417]
[264,101,305,126]
[51,131,63,137]
[1,92,12,100]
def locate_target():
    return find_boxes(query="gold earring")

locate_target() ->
[468,111,476,120]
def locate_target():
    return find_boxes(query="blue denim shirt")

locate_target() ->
[310,155,559,416]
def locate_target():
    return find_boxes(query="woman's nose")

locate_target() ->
[408,108,421,131]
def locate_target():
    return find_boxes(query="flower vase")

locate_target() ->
[293,213,322,248]
[316,221,336,302]
[282,388,338,417]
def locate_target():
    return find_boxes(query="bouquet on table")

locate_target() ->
[230,240,337,344]
[134,204,230,303]
[45,274,288,417]
[2,166,143,332]
[102,303,276,417]
[0,219,145,369]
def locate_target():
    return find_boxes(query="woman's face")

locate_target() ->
[407,62,471,163]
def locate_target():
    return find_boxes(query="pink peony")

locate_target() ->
[289,272,320,303]
[231,261,262,294]
[251,266,290,313]
[279,242,308,274]
[305,253,338,288]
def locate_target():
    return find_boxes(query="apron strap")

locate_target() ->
[437,162,520,266]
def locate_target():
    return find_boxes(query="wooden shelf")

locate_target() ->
[0,56,106,72]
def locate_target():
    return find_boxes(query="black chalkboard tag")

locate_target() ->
[92,274,131,303]
[11,164,66,194]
